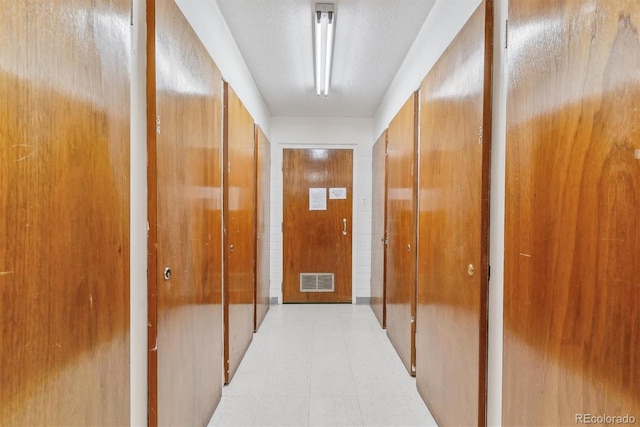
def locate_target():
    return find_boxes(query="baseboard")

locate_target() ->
[268,297,370,304]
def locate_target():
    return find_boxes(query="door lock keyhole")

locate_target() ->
[467,264,475,276]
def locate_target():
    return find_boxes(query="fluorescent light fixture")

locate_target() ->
[315,11,322,96]
[314,3,335,97]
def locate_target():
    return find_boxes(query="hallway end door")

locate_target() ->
[283,148,353,303]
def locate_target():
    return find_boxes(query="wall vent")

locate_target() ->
[300,273,334,292]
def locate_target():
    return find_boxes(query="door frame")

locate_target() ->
[279,143,357,304]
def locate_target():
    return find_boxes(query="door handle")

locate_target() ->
[342,218,347,236]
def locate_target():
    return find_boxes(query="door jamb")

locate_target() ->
[145,0,158,424]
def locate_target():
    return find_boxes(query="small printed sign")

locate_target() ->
[309,188,327,210]
[329,188,347,200]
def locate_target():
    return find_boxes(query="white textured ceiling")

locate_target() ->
[216,0,436,118]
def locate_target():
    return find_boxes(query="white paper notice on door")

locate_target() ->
[309,188,327,210]
[329,188,347,200]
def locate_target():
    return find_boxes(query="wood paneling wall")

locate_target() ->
[147,1,224,425]
[371,131,388,328]
[0,1,131,425]
[255,125,271,331]
[224,84,256,383]
[385,94,418,375]
[416,2,493,426]
[503,1,640,424]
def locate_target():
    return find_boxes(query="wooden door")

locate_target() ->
[148,1,224,425]
[370,131,388,328]
[224,84,256,383]
[386,93,418,376]
[503,1,640,425]
[416,2,493,426]
[255,125,271,331]
[283,149,353,303]
[0,1,130,425]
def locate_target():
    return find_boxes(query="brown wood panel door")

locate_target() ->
[416,2,492,426]
[386,94,419,376]
[255,125,271,331]
[0,1,130,425]
[283,149,353,303]
[503,1,640,425]
[148,1,224,425]
[224,84,256,383]
[371,132,388,328]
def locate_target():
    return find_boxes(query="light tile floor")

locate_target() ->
[207,304,438,427]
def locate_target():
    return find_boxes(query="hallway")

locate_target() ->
[3,1,639,425]
[207,304,437,426]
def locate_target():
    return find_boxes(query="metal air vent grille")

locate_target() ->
[300,273,335,292]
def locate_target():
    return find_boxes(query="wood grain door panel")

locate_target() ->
[283,149,353,303]
[0,1,131,425]
[503,1,640,424]
[224,84,256,383]
[255,125,271,331]
[416,2,492,426]
[371,132,388,328]
[148,1,224,425]
[386,94,418,375]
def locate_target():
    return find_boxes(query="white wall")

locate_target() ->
[373,0,483,138]
[176,0,272,137]
[269,117,374,302]
[130,0,147,425]
[488,0,508,424]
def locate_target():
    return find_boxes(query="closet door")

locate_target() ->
[255,125,271,331]
[386,94,418,375]
[148,1,224,425]
[0,1,130,425]
[371,131,388,328]
[503,1,640,424]
[224,84,256,383]
[416,2,493,425]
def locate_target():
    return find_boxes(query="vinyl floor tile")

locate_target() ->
[208,304,437,427]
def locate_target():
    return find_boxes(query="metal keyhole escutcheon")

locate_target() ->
[163,267,171,280]
[467,264,475,276]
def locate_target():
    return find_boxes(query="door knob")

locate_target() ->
[163,267,171,280]
[230,244,235,253]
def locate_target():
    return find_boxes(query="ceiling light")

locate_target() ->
[314,3,335,97]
